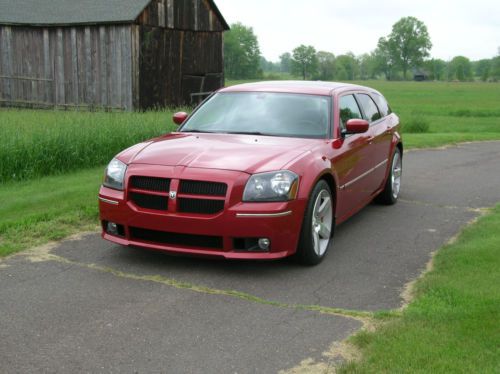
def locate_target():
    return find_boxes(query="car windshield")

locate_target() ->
[180,92,330,139]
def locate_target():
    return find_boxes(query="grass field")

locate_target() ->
[0,109,178,183]
[340,205,500,373]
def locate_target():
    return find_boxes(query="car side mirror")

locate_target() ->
[173,112,188,126]
[343,119,369,136]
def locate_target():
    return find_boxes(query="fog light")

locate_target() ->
[107,222,119,236]
[258,238,270,250]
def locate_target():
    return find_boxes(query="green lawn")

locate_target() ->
[0,166,103,257]
[340,204,500,373]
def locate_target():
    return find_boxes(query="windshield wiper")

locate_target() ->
[225,131,267,136]
[182,129,215,133]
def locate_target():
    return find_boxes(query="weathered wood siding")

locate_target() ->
[137,0,225,31]
[0,0,226,110]
[137,0,225,109]
[139,26,223,108]
[0,25,133,110]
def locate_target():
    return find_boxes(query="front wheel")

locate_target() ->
[295,180,334,265]
[376,147,402,205]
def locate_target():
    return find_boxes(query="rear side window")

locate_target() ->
[372,93,392,117]
[357,94,381,122]
[339,95,362,130]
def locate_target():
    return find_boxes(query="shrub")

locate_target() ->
[404,113,430,133]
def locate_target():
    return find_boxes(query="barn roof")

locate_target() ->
[0,0,229,29]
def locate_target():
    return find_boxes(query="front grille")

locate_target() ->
[178,198,225,214]
[130,227,223,249]
[179,180,227,196]
[130,176,170,192]
[130,192,168,211]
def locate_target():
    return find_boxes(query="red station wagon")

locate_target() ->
[98,81,402,265]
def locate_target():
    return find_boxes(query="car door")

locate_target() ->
[355,93,392,193]
[333,93,375,219]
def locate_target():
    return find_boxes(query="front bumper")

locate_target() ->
[98,166,307,260]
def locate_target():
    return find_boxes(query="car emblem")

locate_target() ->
[169,191,177,200]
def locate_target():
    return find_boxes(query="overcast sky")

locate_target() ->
[215,0,500,62]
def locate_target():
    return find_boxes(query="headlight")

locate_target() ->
[103,158,127,190]
[243,171,299,202]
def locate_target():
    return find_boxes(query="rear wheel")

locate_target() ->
[296,180,334,265]
[377,147,402,205]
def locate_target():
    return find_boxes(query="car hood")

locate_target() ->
[119,133,321,174]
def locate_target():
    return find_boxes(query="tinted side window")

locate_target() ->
[339,95,362,130]
[357,94,381,122]
[372,93,392,117]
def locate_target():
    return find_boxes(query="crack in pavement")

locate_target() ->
[13,242,373,330]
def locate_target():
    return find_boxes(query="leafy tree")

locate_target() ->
[387,16,432,79]
[279,52,291,73]
[358,53,377,79]
[260,57,280,73]
[490,56,500,81]
[448,56,473,81]
[373,37,397,80]
[474,59,492,81]
[291,45,318,80]
[316,51,336,80]
[335,53,359,80]
[424,58,447,80]
[224,22,261,79]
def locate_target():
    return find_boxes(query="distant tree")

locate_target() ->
[448,56,473,81]
[387,16,432,79]
[491,56,500,81]
[279,52,292,73]
[474,59,492,81]
[224,22,261,79]
[316,51,336,80]
[260,57,280,74]
[373,37,397,80]
[358,53,377,79]
[291,45,318,80]
[335,53,359,80]
[424,58,447,80]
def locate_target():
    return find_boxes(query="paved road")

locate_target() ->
[1,141,500,373]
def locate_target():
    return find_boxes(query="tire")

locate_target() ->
[295,180,334,265]
[376,147,402,205]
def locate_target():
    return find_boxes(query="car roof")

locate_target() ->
[220,80,372,96]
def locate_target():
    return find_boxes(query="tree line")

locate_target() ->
[224,18,500,82]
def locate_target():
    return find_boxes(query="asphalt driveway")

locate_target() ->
[1,141,499,373]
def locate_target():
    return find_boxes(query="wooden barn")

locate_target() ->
[0,0,229,110]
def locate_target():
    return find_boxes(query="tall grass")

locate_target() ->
[0,109,178,183]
